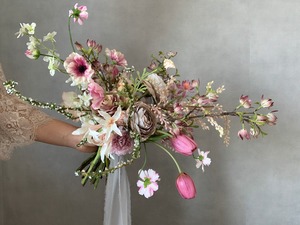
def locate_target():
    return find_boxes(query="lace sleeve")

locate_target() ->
[0,65,53,160]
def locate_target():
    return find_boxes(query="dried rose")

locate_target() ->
[130,102,157,141]
[99,94,119,115]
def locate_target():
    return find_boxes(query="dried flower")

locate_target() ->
[131,102,157,141]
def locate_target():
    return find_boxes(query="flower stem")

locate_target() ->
[152,142,182,173]
[68,17,76,52]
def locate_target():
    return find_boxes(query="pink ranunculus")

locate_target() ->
[105,48,128,67]
[110,129,134,156]
[239,95,252,108]
[176,172,196,199]
[260,95,274,108]
[69,3,88,25]
[64,52,94,85]
[170,134,197,156]
[238,128,250,140]
[88,81,105,110]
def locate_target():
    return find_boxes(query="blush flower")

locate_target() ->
[137,169,160,198]
[105,48,128,67]
[110,129,134,156]
[69,3,88,25]
[88,81,105,110]
[64,52,94,88]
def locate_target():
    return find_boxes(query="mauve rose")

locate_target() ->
[131,102,157,141]
[99,94,119,115]
[110,129,134,156]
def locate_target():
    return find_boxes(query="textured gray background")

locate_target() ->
[0,0,299,225]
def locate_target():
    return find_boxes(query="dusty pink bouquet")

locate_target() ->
[5,3,277,199]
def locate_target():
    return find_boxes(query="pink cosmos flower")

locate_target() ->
[137,169,160,198]
[176,172,196,199]
[105,48,128,67]
[69,3,88,25]
[64,52,94,86]
[239,95,252,108]
[170,134,197,156]
[238,128,250,140]
[88,81,105,110]
[260,95,274,108]
[110,129,134,156]
[195,149,211,172]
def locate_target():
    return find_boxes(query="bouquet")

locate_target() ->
[5,3,277,199]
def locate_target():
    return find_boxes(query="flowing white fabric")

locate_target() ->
[103,155,131,225]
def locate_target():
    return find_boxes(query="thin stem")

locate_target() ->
[152,142,182,173]
[68,17,76,52]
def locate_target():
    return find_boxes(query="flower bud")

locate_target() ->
[266,113,277,125]
[260,95,274,108]
[238,128,250,140]
[176,173,196,199]
[25,49,40,60]
[239,95,252,108]
[170,134,197,156]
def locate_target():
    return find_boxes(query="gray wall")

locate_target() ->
[1,0,299,224]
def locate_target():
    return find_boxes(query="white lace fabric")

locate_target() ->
[0,65,52,160]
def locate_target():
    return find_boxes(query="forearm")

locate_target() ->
[35,119,96,153]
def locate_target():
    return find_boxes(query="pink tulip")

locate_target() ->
[170,134,197,156]
[176,173,196,199]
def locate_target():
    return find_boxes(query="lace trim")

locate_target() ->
[0,64,53,160]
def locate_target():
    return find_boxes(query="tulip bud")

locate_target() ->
[176,173,196,199]
[170,134,197,156]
